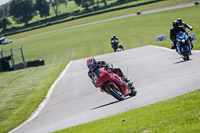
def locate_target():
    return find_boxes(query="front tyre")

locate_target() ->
[106,85,124,101]
[182,45,189,61]
[129,86,137,97]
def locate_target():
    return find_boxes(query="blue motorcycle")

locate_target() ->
[176,31,191,61]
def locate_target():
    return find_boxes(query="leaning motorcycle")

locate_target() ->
[92,67,137,101]
[176,31,191,61]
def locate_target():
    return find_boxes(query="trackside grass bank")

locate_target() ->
[55,89,200,133]
[0,3,200,133]
[7,0,197,40]
[7,0,197,32]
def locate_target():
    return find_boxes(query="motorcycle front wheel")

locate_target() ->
[106,85,125,101]
[129,86,137,97]
[182,45,190,61]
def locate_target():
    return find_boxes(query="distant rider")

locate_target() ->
[170,21,186,52]
[110,35,119,52]
[87,57,133,88]
[118,44,124,51]
[177,18,193,48]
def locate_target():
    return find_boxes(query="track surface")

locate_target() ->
[11,46,200,133]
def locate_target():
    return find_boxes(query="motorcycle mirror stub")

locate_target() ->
[155,34,166,42]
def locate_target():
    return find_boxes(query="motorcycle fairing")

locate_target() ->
[108,73,131,96]
[181,45,190,53]
[95,67,110,87]
[176,32,188,44]
[94,67,131,96]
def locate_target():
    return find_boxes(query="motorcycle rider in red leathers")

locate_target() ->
[87,57,133,88]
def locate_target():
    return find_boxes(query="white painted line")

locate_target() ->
[150,45,200,52]
[150,45,173,51]
[9,61,73,133]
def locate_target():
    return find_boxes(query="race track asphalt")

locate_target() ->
[10,46,200,133]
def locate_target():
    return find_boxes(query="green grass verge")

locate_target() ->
[7,0,197,40]
[55,89,200,133]
[7,0,194,29]
[0,2,200,133]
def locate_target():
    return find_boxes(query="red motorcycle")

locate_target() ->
[92,67,137,101]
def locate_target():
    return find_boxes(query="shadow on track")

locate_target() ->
[175,59,192,64]
[91,97,131,110]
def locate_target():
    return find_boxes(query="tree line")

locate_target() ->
[0,0,67,31]
[0,0,131,32]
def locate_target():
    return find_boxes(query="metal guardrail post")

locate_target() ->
[10,47,15,67]
[20,45,26,67]
[0,49,3,58]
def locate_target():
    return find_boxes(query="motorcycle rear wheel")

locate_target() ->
[106,85,125,101]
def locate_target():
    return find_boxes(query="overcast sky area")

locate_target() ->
[0,0,10,6]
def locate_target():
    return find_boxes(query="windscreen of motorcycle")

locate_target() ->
[176,32,188,43]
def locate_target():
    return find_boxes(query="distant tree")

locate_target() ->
[0,9,3,18]
[96,0,99,6]
[9,0,36,25]
[73,0,81,6]
[95,0,107,7]
[73,0,95,10]
[50,0,68,17]
[35,0,50,18]
[0,3,9,18]
[101,0,107,6]
[0,17,11,31]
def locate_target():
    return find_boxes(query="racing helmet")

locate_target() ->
[173,21,179,29]
[87,57,97,71]
[176,18,182,26]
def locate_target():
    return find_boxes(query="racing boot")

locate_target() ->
[122,77,133,87]
[188,36,194,50]
[191,43,194,50]
[127,81,133,87]
[188,40,193,55]
[171,45,175,49]
[175,47,178,52]
[171,42,176,50]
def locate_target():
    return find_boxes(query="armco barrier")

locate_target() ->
[0,55,14,72]
[26,60,45,67]
[14,63,25,70]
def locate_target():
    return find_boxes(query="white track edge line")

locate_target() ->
[150,45,200,52]
[150,45,174,51]
[9,60,73,133]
